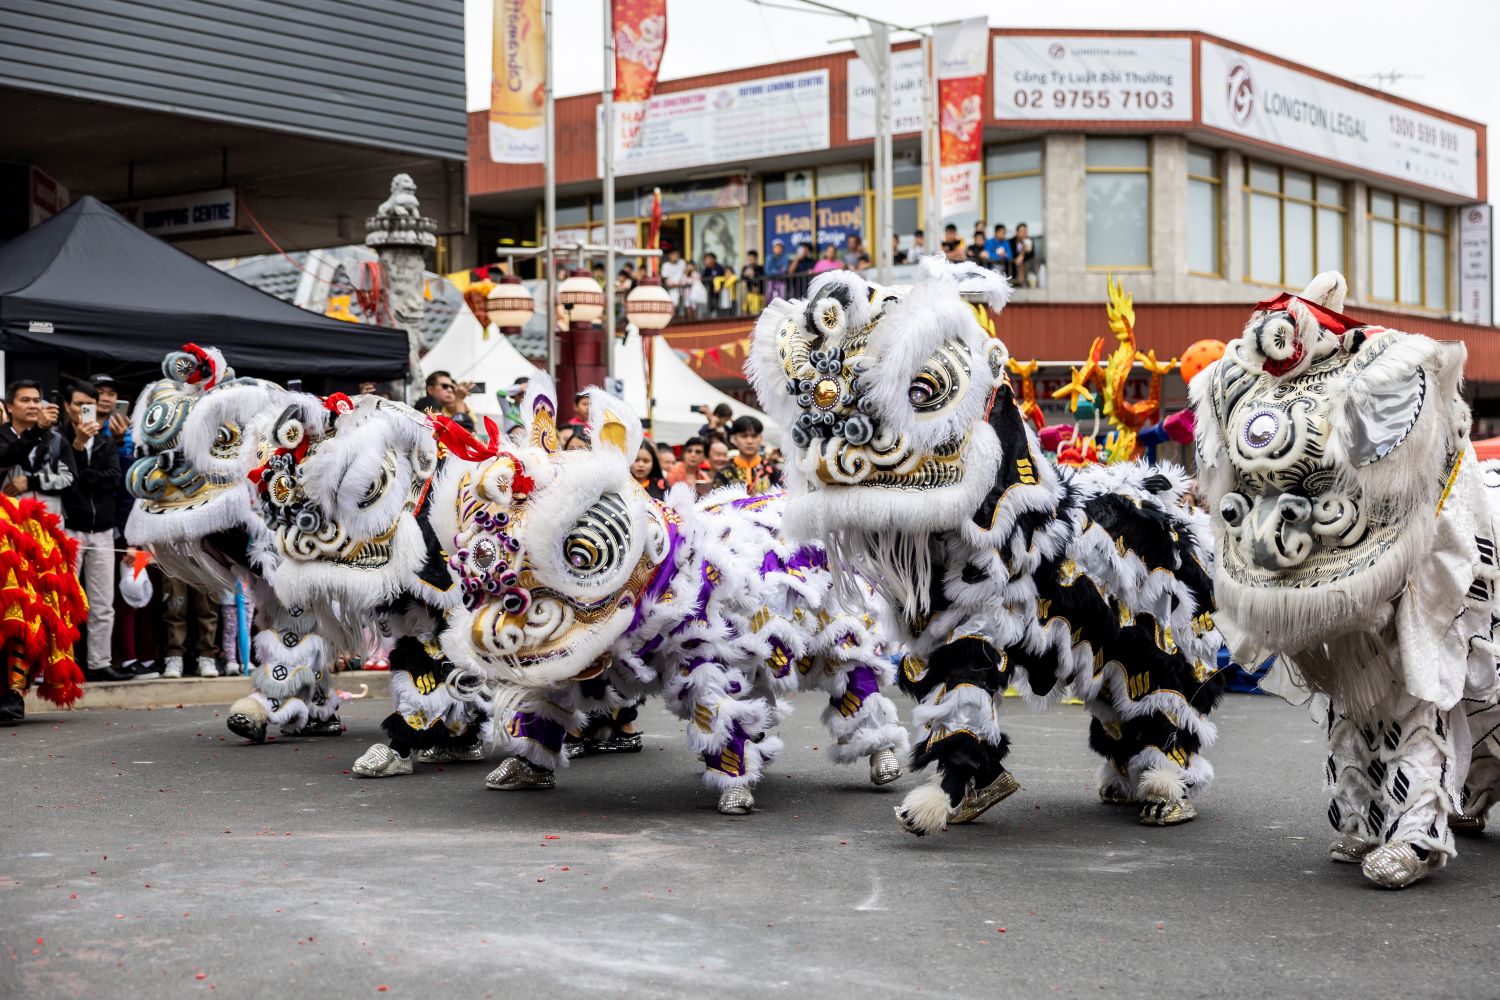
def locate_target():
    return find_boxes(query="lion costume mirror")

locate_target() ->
[1193,272,1500,889]
[748,259,1226,836]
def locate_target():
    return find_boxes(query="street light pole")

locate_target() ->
[543,0,558,379]
[602,0,616,381]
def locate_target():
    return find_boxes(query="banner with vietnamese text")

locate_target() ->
[613,0,668,152]
[489,0,546,163]
[934,17,988,219]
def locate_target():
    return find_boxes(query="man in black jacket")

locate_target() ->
[61,382,129,682]
[1,379,73,518]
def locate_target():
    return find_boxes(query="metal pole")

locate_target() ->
[602,0,616,380]
[875,22,893,284]
[921,33,941,251]
[544,0,558,380]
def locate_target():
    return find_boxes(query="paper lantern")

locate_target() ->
[625,278,674,331]
[558,271,605,324]
[486,275,535,331]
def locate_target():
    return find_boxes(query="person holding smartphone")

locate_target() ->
[0,380,73,518]
[61,381,129,682]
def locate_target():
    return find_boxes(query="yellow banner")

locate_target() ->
[490,0,546,163]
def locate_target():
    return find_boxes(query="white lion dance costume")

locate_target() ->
[249,391,495,776]
[430,377,909,814]
[125,346,341,742]
[747,260,1226,835]
[1192,272,1500,888]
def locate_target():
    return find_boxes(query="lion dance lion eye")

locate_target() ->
[908,370,949,410]
[562,493,630,578]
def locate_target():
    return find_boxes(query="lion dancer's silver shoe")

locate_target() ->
[868,747,902,786]
[352,743,413,777]
[1361,842,1433,889]
[418,744,486,765]
[1328,833,1376,864]
[485,755,556,790]
[948,769,1021,824]
[717,785,754,815]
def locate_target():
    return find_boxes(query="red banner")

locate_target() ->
[933,17,988,219]
[612,0,667,152]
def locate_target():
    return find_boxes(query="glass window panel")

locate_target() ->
[1086,172,1149,267]
[1316,207,1344,275]
[893,196,919,238]
[1370,190,1395,219]
[986,174,1043,237]
[1316,177,1344,206]
[986,141,1042,175]
[1248,161,1280,192]
[556,199,589,226]
[1247,192,1282,283]
[1283,169,1313,201]
[816,162,865,196]
[1187,145,1217,179]
[1425,232,1447,308]
[1086,137,1148,169]
[1398,225,1422,302]
[762,172,790,202]
[1371,219,1396,300]
[893,151,923,187]
[1425,201,1447,230]
[1398,198,1422,224]
[1188,178,1218,273]
[1284,201,1314,288]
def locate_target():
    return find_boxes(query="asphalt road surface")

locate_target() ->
[2,692,1497,999]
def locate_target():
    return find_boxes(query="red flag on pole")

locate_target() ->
[611,0,667,155]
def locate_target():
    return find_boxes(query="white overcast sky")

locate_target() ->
[463,0,1499,204]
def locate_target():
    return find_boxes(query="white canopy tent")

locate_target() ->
[419,308,541,417]
[610,325,779,445]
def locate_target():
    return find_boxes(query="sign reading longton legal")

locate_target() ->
[1199,41,1478,199]
[992,36,1191,122]
[934,18,988,220]
[612,0,667,152]
[606,70,830,177]
[489,0,546,164]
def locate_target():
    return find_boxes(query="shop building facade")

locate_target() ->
[462,28,1497,425]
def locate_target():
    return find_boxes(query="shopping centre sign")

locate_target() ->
[1199,41,1478,199]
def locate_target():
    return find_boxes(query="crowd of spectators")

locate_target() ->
[3,360,782,690]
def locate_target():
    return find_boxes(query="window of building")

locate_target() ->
[815,163,866,196]
[1187,145,1221,275]
[1241,161,1345,288]
[760,166,868,262]
[984,140,1043,239]
[1085,137,1150,268]
[1368,190,1448,309]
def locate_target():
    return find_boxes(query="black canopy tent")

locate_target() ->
[0,197,408,388]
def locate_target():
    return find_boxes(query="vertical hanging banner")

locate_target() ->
[489,0,546,163]
[612,0,668,152]
[934,17,988,219]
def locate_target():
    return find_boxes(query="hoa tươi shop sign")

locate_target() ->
[992,35,1191,122]
[1199,41,1478,200]
[604,69,830,177]
[762,197,864,254]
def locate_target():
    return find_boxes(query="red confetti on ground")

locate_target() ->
[838,840,847,845]
[196,973,207,980]
[377,987,389,993]
[544,835,559,840]
[34,938,42,945]
[1156,923,1165,929]
[979,939,989,944]
[68,894,77,900]
[342,770,351,775]
[559,866,570,871]
[997,927,1006,933]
